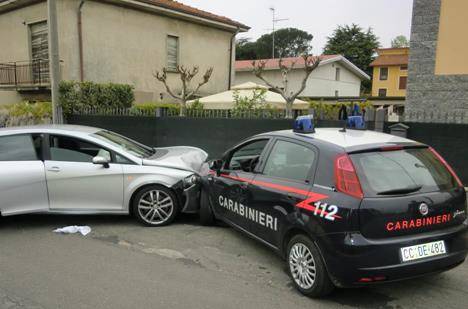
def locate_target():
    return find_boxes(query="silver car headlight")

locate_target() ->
[183,174,200,188]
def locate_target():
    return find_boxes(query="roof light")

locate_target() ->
[293,115,315,133]
[347,116,365,130]
[429,147,463,187]
[334,154,363,199]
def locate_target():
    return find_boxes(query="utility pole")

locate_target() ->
[47,0,63,124]
[269,7,288,59]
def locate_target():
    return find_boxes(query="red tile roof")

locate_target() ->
[235,55,340,70]
[135,0,249,29]
[0,0,249,30]
[369,54,409,67]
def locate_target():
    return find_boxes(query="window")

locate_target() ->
[351,148,458,196]
[30,21,49,82]
[228,139,268,172]
[400,65,408,70]
[263,140,315,182]
[335,67,341,81]
[167,35,179,71]
[378,88,387,97]
[0,135,38,161]
[335,90,339,97]
[399,76,407,90]
[49,135,111,163]
[92,130,154,158]
[379,67,388,80]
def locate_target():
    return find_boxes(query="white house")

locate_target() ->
[235,55,370,98]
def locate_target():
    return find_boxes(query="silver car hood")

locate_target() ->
[142,146,208,174]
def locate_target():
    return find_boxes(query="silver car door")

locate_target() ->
[0,134,49,215]
[45,134,124,211]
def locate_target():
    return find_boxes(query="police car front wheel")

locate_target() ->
[287,235,334,297]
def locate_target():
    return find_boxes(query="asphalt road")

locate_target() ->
[0,214,466,309]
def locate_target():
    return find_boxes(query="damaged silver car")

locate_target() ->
[0,125,207,226]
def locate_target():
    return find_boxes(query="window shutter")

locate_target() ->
[167,36,179,70]
[30,22,48,61]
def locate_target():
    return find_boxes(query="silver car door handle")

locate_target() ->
[47,166,61,172]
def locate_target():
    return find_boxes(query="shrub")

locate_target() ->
[0,102,52,127]
[187,99,204,111]
[59,81,134,114]
[308,100,373,120]
[129,102,179,115]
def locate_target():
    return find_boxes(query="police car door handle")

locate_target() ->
[239,182,249,189]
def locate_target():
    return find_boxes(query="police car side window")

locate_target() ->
[263,140,315,182]
[228,139,268,172]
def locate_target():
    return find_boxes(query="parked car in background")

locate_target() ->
[198,116,467,297]
[0,125,207,226]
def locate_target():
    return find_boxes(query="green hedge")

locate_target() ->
[59,81,134,114]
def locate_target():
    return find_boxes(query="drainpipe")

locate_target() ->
[78,0,86,82]
[228,27,240,90]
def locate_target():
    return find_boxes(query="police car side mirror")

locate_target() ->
[209,159,223,173]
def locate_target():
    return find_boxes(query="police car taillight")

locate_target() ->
[429,147,463,187]
[334,154,363,199]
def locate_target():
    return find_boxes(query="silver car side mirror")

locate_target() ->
[92,156,110,168]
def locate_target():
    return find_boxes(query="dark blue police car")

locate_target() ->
[199,116,467,297]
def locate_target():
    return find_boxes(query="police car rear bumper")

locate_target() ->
[317,223,467,287]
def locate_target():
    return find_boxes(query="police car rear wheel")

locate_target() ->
[287,235,334,297]
[199,189,215,226]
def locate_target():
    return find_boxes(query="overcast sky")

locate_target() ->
[182,0,414,54]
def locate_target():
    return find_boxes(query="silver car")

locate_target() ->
[0,125,207,226]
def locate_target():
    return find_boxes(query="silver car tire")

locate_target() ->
[132,185,179,227]
[286,235,334,298]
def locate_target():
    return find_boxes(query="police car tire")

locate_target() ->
[132,185,179,227]
[287,235,334,298]
[199,189,215,226]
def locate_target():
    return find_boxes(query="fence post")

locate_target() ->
[155,107,162,118]
[375,108,386,132]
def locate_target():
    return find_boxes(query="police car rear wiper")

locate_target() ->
[377,185,422,195]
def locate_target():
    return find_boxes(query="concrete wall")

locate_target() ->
[0,1,47,63]
[234,61,362,97]
[434,0,468,75]
[60,0,233,102]
[406,0,468,123]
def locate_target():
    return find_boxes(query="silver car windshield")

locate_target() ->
[92,130,154,158]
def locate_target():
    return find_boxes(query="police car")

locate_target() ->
[199,115,467,297]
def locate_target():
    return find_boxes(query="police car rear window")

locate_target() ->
[350,148,458,196]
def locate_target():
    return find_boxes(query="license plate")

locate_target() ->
[400,240,446,262]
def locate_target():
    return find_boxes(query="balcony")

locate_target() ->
[0,60,50,90]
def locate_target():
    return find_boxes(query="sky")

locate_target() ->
[181,0,414,54]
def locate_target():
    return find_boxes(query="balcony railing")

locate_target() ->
[0,60,50,87]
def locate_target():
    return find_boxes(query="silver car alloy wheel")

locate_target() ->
[289,243,316,290]
[137,190,174,225]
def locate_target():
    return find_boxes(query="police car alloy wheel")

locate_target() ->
[287,235,334,297]
[133,185,179,226]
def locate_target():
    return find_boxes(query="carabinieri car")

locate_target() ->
[0,125,206,226]
[198,116,467,297]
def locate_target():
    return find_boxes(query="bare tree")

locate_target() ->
[154,65,213,116]
[252,55,320,118]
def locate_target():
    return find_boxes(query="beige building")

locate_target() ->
[0,0,248,104]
